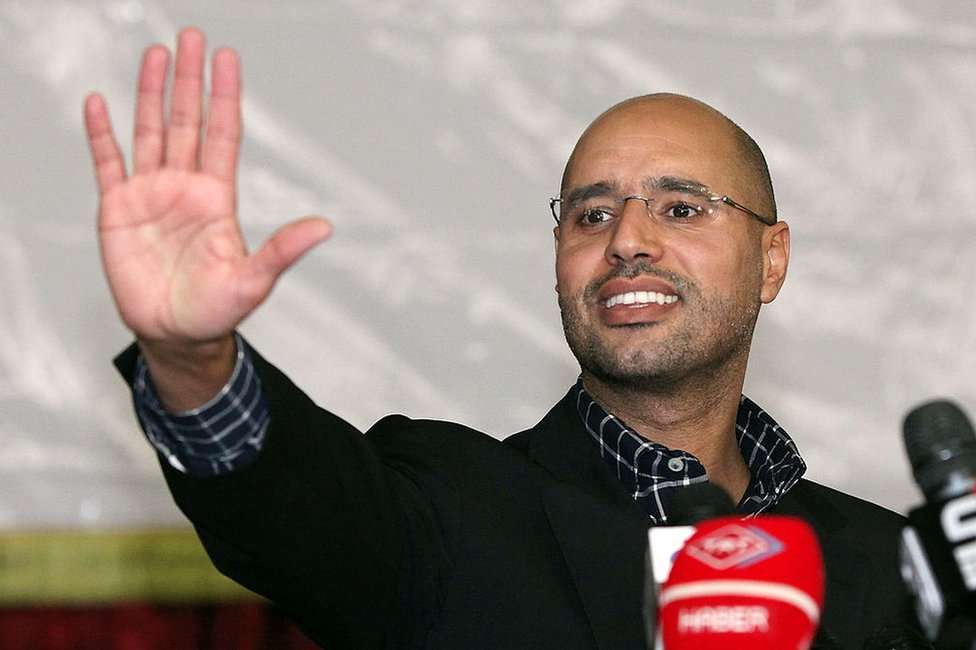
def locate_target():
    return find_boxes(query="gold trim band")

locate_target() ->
[0,529,258,605]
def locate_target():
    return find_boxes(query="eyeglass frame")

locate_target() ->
[548,190,776,227]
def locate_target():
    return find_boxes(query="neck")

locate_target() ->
[581,351,752,505]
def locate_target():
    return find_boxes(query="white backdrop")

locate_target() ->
[2,0,974,529]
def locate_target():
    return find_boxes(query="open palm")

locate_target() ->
[86,28,330,345]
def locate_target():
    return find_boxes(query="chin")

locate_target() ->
[580,346,688,387]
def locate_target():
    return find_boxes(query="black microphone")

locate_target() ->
[642,482,735,649]
[667,480,736,525]
[900,399,976,649]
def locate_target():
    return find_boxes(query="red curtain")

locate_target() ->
[0,602,320,650]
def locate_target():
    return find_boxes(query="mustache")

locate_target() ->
[582,262,695,302]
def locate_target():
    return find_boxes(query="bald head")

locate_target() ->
[561,94,777,222]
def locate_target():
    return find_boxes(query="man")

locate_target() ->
[86,28,914,649]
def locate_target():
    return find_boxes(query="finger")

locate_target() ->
[133,45,169,174]
[165,27,206,169]
[84,93,127,193]
[243,217,333,302]
[202,48,241,184]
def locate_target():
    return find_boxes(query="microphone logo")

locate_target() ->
[658,516,824,648]
[685,524,785,571]
[941,492,976,590]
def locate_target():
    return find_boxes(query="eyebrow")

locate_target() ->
[563,181,620,207]
[563,176,716,206]
[648,176,714,197]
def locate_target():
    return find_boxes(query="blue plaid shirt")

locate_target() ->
[132,334,269,476]
[131,339,805,521]
[572,379,806,523]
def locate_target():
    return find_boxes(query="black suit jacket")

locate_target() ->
[117,343,914,649]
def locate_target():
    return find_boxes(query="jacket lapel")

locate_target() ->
[772,481,865,643]
[526,395,651,650]
[522,394,871,647]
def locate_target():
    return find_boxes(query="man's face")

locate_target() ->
[555,99,772,389]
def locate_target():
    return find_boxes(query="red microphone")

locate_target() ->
[657,515,825,649]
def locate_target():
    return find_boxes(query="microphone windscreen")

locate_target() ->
[902,399,976,498]
[658,515,825,650]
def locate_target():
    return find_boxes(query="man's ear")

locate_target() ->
[553,226,560,293]
[760,221,790,304]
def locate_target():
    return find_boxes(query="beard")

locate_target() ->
[558,261,762,391]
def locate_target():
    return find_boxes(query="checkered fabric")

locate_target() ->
[132,334,268,476]
[573,379,806,523]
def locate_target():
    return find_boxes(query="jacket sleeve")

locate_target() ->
[127,333,270,476]
[114,341,453,649]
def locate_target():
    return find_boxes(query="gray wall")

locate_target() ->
[2,0,974,529]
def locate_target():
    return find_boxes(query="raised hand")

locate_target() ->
[86,28,330,349]
[86,28,330,407]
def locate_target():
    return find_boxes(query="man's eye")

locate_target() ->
[579,208,614,225]
[665,202,703,220]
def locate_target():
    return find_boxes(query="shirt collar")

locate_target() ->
[572,378,806,523]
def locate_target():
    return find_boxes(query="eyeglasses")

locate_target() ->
[549,188,775,229]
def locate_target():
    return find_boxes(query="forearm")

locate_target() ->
[154,347,420,647]
[115,337,448,646]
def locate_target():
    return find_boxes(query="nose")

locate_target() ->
[604,196,665,267]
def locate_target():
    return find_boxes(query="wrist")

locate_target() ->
[138,333,236,365]
[137,334,238,412]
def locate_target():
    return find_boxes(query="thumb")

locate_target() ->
[243,216,332,301]
[253,216,332,278]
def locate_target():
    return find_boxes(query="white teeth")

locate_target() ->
[603,291,679,308]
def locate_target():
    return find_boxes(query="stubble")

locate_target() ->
[558,261,761,391]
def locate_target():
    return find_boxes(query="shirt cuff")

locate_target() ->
[131,333,270,476]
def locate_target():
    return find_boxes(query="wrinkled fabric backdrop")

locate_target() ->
[2,0,974,529]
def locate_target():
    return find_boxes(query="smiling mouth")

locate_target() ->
[602,291,679,309]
